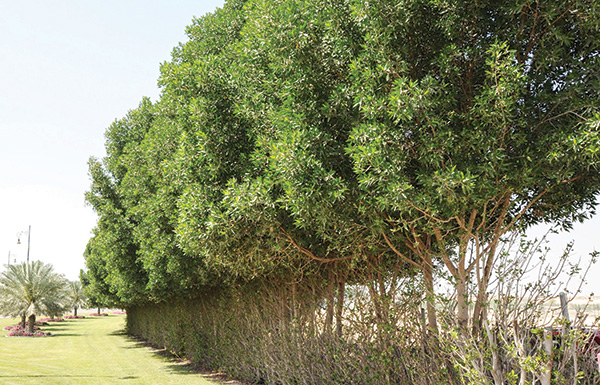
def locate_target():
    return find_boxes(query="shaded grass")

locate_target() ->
[0,314,224,385]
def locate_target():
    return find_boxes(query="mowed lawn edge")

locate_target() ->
[0,315,223,385]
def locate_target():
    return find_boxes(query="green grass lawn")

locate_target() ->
[0,314,223,385]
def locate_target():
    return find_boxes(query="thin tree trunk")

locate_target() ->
[423,256,438,333]
[456,273,469,330]
[456,232,470,330]
[280,287,290,332]
[309,283,317,336]
[473,199,509,332]
[27,314,36,334]
[323,271,335,336]
[335,278,346,338]
[74,307,78,317]
[20,313,26,329]
[291,281,297,321]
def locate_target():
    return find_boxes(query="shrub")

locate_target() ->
[4,324,41,331]
[6,330,51,337]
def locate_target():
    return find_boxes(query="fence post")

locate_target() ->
[559,292,570,322]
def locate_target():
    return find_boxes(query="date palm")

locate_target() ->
[0,261,67,333]
[66,280,86,317]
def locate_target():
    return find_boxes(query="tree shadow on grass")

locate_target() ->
[0,375,130,379]
[125,339,198,376]
[44,327,68,331]
[114,333,245,383]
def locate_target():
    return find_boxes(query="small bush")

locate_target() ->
[6,330,51,337]
[4,325,41,331]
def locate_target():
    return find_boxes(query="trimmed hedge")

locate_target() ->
[126,281,449,385]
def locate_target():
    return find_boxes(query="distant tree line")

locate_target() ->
[82,0,600,383]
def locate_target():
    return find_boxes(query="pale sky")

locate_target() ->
[0,0,224,280]
[0,1,598,297]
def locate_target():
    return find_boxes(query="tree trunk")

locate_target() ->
[423,256,438,333]
[27,314,36,334]
[74,307,78,317]
[456,273,469,330]
[280,290,290,332]
[335,279,346,338]
[323,271,335,336]
[472,279,488,333]
[97,307,101,314]
[20,313,26,330]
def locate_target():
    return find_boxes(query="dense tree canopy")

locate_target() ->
[83,0,600,331]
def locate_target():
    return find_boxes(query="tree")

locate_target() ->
[84,0,600,332]
[0,261,67,333]
[66,280,86,317]
[84,100,154,305]
[79,242,122,311]
[345,0,600,330]
[80,1,600,382]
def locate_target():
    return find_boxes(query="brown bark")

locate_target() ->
[323,271,335,336]
[422,254,438,333]
[384,229,439,333]
[291,281,297,321]
[473,197,510,331]
[456,229,470,330]
[456,273,469,330]
[335,278,346,338]
[27,314,36,334]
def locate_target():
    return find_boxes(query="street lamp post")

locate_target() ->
[17,225,31,264]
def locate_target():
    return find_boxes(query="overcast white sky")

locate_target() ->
[0,0,599,297]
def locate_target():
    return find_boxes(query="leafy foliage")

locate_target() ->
[66,280,86,316]
[0,261,67,332]
[83,0,600,383]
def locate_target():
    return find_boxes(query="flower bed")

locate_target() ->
[64,315,85,319]
[4,325,40,331]
[113,311,126,315]
[6,330,51,337]
[4,324,51,337]
[89,313,109,317]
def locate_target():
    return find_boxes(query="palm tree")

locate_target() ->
[66,280,86,317]
[0,261,67,333]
